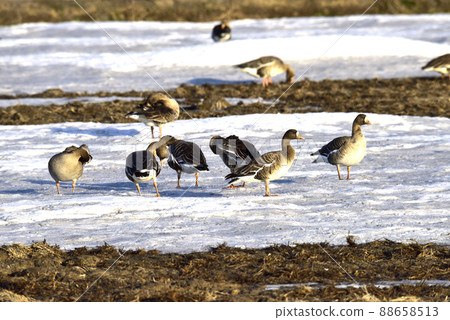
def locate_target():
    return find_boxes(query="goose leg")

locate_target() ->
[336,165,343,180]
[264,181,278,197]
[346,166,351,180]
[151,126,155,139]
[177,171,181,188]
[153,180,161,197]
[135,183,142,196]
[158,125,162,139]
[72,179,77,193]
[195,172,199,187]
[56,182,61,195]
[262,78,268,87]
[268,76,273,84]
[223,182,246,189]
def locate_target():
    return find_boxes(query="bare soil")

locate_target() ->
[0,240,448,302]
[1,77,449,126]
[2,0,449,26]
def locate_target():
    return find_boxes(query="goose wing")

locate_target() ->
[422,53,450,69]
[225,152,274,181]
[313,136,350,157]
[171,141,208,170]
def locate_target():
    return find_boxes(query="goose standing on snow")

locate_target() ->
[225,129,304,196]
[48,144,92,194]
[125,141,168,197]
[160,136,209,188]
[422,53,450,79]
[210,135,261,188]
[212,20,231,42]
[311,114,372,180]
[125,92,180,139]
[234,56,295,87]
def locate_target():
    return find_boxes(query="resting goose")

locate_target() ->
[125,92,180,139]
[235,56,295,87]
[125,141,168,197]
[48,144,92,194]
[311,114,372,180]
[212,20,231,42]
[210,135,261,188]
[160,136,209,188]
[422,53,450,79]
[225,129,304,196]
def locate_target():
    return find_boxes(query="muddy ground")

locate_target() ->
[1,77,449,125]
[0,240,448,302]
[0,77,449,302]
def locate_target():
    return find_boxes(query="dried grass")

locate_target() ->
[1,0,449,25]
[0,239,448,301]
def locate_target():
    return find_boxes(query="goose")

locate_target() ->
[48,144,92,194]
[210,134,261,188]
[311,114,372,180]
[422,53,450,79]
[225,129,304,196]
[234,56,295,87]
[125,92,180,139]
[212,20,231,42]
[160,136,209,188]
[125,141,168,197]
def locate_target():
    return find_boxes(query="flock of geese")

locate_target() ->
[48,97,372,197]
[47,46,449,197]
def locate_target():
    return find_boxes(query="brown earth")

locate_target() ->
[2,0,449,26]
[0,240,448,302]
[1,77,449,126]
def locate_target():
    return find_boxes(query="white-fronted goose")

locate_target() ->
[48,144,92,194]
[235,56,295,87]
[210,134,261,188]
[311,114,372,180]
[212,20,231,42]
[225,129,304,196]
[125,141,168,197]
[125,92,180,139]
[160,135,209,188]
[422,53,450,79]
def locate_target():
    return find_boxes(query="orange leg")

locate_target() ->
[151,126,155,138]
[336,165,343,180]
[72,180,77,193]
[195,172,199,187]
[223,182,246,189]
[153,180,161,197]
[56,182,61,195]
[158,125,162,139]
[135,183,142,196]
[263,180,278,197]
[177,172,181,188]
[346,166,351,180]
[262,78,268,87]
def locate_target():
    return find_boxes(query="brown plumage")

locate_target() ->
[311,114,372,180]
[225,129,304,196]
[422,53,450,79]
[210,135,261,188]
[235,56,295,87]
[125,92,180,138]
[125,142,168,197]
[48,144,92,194]
[159,136,209,188]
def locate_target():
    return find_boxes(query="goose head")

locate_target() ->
[354,114,372,126]
[285,65,295,84]
[283,129,304,141]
